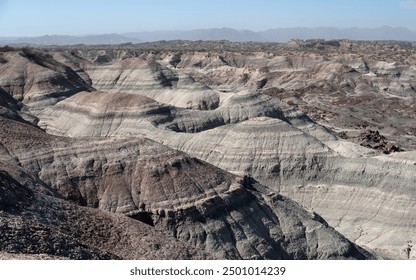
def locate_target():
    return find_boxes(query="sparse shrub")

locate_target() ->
[169,53,181,67]
[20,47,43,64]
[0,45,15,52]
[19,47,57,69]
[21,47,36,57]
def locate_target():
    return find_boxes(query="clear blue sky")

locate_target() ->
[0,0,415,36]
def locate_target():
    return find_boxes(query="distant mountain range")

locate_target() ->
[126,27,416,42]
[0,33,141,46]
[1,27,416,45]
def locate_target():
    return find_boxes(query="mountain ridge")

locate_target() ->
[1,26,416,45]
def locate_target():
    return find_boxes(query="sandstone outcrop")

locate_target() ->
[358,129,401,154]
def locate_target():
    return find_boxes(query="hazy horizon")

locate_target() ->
[1,0,416,37]
[1,26,416,39]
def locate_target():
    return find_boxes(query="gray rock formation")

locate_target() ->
[0,160,209,260]
[0,117,370,259]
[1,41,415,259]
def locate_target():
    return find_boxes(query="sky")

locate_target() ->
[0,0,415,36]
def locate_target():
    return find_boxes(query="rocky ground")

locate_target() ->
[0,40,415,259]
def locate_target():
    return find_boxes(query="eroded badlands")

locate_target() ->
[0,41,415,259]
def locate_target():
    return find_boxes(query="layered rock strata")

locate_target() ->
[0,117,371,259]
[0,161,209,260]
[1,42,415,259]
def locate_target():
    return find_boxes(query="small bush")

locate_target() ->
[21,47,35,57]
[0,45,16,52]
